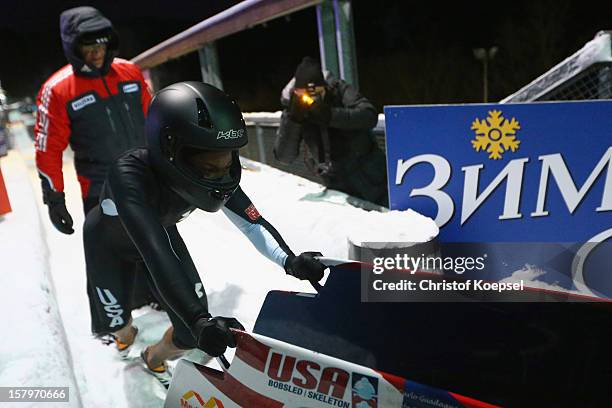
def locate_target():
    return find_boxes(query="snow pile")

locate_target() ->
[176,159,438,334]
[346,209,438,247]
[0,150,81,407]
[235,160,437,259]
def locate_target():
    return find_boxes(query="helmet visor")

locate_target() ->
[177,147,241,194]
[180,147,233,180]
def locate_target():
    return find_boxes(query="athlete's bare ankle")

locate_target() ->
[144,345,164,369]
[145,341,187,369]
[113,322,136,345]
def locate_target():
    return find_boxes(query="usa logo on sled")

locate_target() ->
[164,331,495,407]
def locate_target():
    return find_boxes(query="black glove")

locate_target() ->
[192,316,245,357]
[284,252,325,282]
[43,190,74,235]
[306,99,331,126]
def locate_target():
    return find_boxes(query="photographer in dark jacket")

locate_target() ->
[274,57,387,206]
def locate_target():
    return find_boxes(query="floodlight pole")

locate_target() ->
[473,46,498,102]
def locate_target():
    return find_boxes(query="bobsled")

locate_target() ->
[165,259,612,407]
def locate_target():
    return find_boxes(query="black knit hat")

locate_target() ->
[294,57,325,88]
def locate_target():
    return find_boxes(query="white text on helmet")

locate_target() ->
[216,129,244,140]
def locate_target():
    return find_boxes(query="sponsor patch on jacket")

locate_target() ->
[245,204,261,221]
[122,83,140,93]
[71,94,96,111]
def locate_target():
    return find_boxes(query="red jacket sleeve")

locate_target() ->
[137,68,152,116]
[35,79,70,193]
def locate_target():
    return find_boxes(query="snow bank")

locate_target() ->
[236,159,438,258]
[0,150,81,407]
[177,158,438,335]
[346,209,438,247]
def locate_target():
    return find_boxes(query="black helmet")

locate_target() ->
[146,82,248,212]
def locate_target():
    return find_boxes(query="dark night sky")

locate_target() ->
[0,0,610,111]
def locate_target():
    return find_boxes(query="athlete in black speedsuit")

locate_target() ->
[83,82,325,376]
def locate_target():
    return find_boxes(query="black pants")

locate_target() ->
[83,206,207,349]
[82,194,105,336]
[83,194,153,328]
[82,195,99,215]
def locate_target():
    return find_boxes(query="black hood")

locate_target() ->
[60,7,119,77]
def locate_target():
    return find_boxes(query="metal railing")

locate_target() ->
[240,112,386,183]
[501,31,612,103]
[132,0,321,70]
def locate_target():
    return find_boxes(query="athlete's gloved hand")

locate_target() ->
[193,316,245,357]
[43,190,74,235]
[285,252,325,282]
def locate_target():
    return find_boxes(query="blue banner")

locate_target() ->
[384,101,612,295]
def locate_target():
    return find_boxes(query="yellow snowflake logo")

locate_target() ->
[470,110,521,160]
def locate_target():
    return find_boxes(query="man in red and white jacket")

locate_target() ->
[35,6,152,231]
[34,7,154,333]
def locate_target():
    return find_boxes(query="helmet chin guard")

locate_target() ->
[146,82,248,211]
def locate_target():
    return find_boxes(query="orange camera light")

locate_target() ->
[300,93,314,106]
[294,88,315,106]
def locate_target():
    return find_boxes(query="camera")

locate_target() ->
[289,85,326,123]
